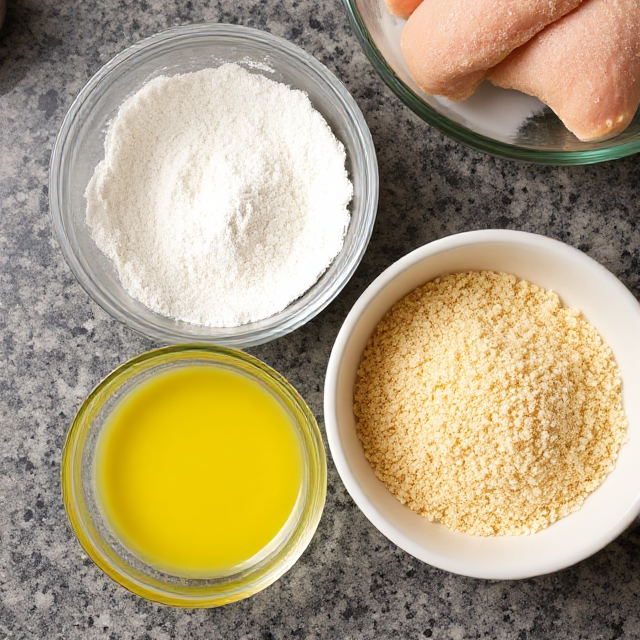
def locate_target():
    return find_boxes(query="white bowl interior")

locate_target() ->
[325,230,640,579]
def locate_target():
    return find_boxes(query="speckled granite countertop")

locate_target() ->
[1,1,640,638]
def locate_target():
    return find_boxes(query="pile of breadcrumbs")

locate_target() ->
[354,271,628,536]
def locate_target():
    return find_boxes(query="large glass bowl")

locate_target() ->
[343,0,640,164]
[50,24,378,347]
[62,345,327,607]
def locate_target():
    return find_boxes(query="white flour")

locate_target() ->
[86,63,353,327]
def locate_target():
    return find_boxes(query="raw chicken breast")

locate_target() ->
[401,0,583,101]
[489,0,640,141]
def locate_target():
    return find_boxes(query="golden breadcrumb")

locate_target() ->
[354,272,628,536]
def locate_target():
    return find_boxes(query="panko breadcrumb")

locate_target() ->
[354,271,628,536]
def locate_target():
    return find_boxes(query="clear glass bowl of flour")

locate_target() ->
[50,24,378,347]
[343,0,640,164]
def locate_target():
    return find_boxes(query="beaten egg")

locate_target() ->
[94,364,304,578]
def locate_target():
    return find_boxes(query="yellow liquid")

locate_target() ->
[95,364,303,577]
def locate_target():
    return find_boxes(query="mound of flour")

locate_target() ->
[86,63,353,327]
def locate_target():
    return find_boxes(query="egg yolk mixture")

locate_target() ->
[95,364,303,577]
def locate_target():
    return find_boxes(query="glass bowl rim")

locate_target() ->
[61,344,327,607]
[49,22,379,347]
[341,0,640,165]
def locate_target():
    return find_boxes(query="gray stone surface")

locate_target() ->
[1,0,640,638]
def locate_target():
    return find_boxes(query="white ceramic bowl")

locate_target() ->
[324,229,640,579]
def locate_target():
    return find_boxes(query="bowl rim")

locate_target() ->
[62,344,327,607]
[341,0,640,165]
[324,229,640,579]
[49,22,378,347]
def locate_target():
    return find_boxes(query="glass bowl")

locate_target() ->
[343,0,640,164]
[50,24,378,347]
[62,344,327,607]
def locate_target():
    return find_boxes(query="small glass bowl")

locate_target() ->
[61,345,327,607]
[50,24,378,347]
[343,0,640,164]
